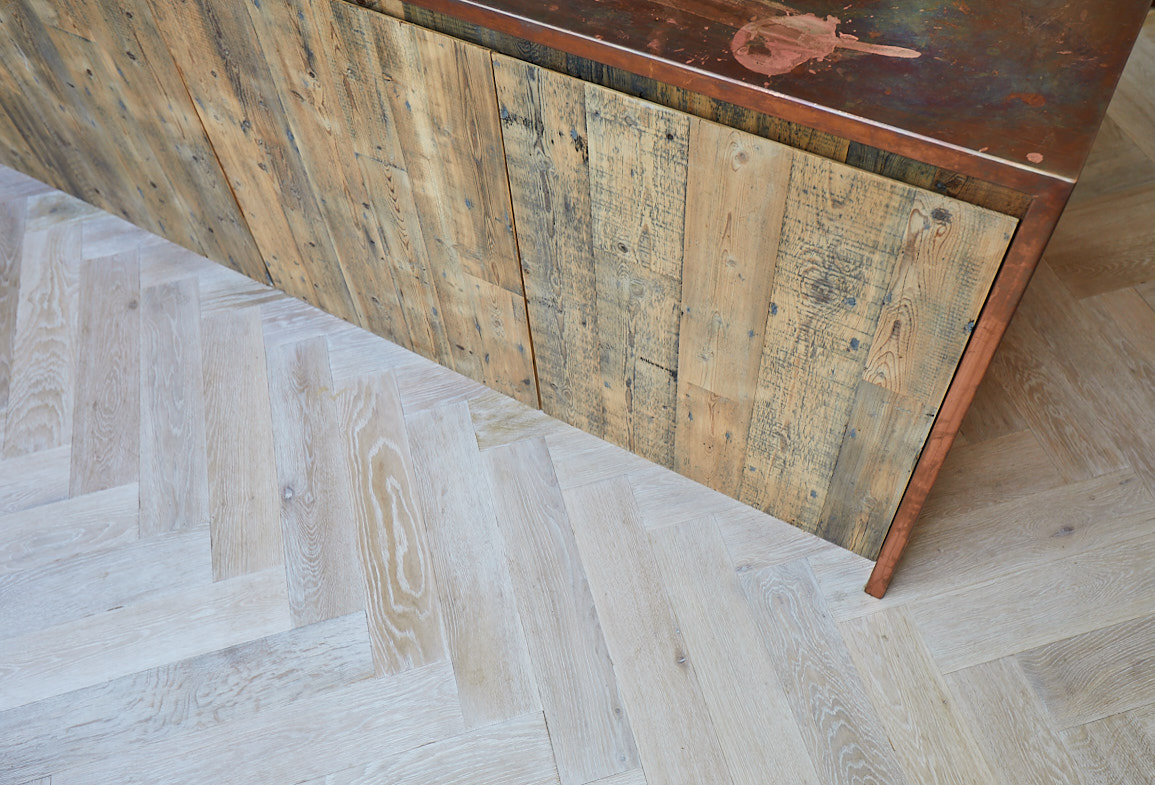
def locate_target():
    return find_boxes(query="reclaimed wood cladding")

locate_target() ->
[0,0,1018,556]
[0,0,266,279]
[495,57,1015,557]
[145,0,537,404]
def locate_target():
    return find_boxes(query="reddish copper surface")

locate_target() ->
[400,0,1150,183]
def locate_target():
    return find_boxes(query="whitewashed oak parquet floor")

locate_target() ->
[2,18,1155,784]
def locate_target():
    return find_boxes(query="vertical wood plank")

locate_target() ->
[265,336,364,627]
[493,56,602,433]
[336,372,447,676]
[406,402,538,728]
[649,518,821,785]
[145,0,359,320]
[562,477,735,785]
[139,277,210,535]
[741,559,909,785]
[4,224,81,457]
[674,120,793,494]
[739,156,915,527]
[586,85,688,466]
[0,196,25,410]
[816,382,936,558]
[70,251,140,496]
[862,196,1015,403]
[484,438,638,785]
[200,307,283,580]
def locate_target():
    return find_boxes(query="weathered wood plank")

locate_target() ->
[139,278,210,535]
[650,519,820,785]
[586,85,687,467]
[200,307,283,580]
[674,120,792,495]
[406,402,539,728]
[3,225,81,458]
[265,337,364,626]
[336,372,446,676]
[493,57,601,432]
[70,251,140,496]
[739,155,913,528]
[0,196,26,410]
[562,477,734,785]
[484,438,638,785]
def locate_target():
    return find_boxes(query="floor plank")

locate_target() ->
[1062,710,1155,785]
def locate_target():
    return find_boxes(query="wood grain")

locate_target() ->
[910,535,1155,672]
[0,444,70,515]
[265,337,364,626]
[739,155,912,528]
[405,402,538,728]
[1061,710,1155,785]
[1017,614,1155,728]
[4,224,81,457]
[945,658,1088,785]
[0,483,137,577]
[0,567,290,713]
[0,527,211,640]
[650,518,820,785]
[199,307,282,580]
[336,373,446,675]
[70,251,140,496]
[839,608,998,785]
[0,196,25,410]
[741,559,909,785]
[0,613,374,785]
[139,278,210,535]
[674,121,792,495]
[484,438,638,785]
[318,712,560,785]
[563,478,734,785]
[48,661,463,785]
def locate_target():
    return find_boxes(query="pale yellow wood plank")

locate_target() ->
[627,462,749,532]
[0,483,137,576]
[484,438,638,785]
[839,608,999,785]
[675,120,792,495]
[319,712,559,785]
[468,387,571,451]
[49,661,463,785]
[544,428,654,491]
[325,328,422,387]
[406,402,538,728]
[0,567,290,712]
[80,213,166,261]
[649,519,820,785]
[958,370,1029,444]
[1061,710,1155,785]
[945,658,1088,785]
[1017,615,1155,728]
[200,307,283,580]
[336,372,446,676]
[265,337,364,626]
[562,477,735,785]
[0,527,211,640]
[0,443,70,515]
[0,612,374,785]
[740,559,909,785]
[70,251,140,496]
[0,195,24,410]
[909,536,1155,672]
[139,278,210,535]
[4,224,81,457]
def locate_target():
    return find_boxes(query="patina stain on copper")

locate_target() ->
[732,9,920,77]
[395,0,1151,181]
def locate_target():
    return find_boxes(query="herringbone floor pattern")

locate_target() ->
[2,17,1154,785]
